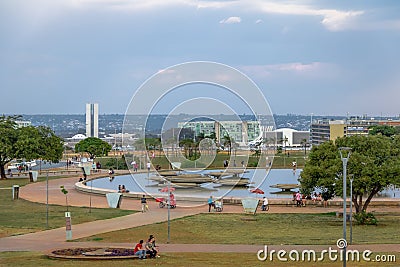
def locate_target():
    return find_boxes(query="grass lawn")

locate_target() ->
[76,212,400,245]
[98,150,309,170]
[1,251,399,267]
[0,177,134,237]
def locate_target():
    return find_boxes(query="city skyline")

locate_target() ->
[1,1,400,116]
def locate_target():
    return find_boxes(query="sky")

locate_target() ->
[1,0,400,117]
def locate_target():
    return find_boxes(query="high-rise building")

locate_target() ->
[86,103,99,138]
[177,120,261,146]
[310,117,400,146]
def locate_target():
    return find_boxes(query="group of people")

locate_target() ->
[118,185,129,193]
[293,191,328,207]
[311,192,323,202]
[133,234,160,259]
[208,195,269,212]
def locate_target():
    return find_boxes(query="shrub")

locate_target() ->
[354,211,378,225]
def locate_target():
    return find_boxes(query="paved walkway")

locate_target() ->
[1,173,400,254]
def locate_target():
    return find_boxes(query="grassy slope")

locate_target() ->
[77,213,400,245]
[0,176,134,237]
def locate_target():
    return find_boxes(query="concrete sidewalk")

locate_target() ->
[0,209,200,252]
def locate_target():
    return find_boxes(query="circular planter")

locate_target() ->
[47,247,138,260]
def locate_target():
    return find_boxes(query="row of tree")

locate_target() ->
[300,125,400,213]
[133,133,236,161]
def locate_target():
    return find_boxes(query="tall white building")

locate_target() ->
[86,103,99,138]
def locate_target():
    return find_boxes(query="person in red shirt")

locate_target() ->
[133,239,146,259]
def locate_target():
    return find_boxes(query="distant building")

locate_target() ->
[65,134,87,149]
[310,117,400,146]
[15,120,31,128]
[86,103,99,138]
[108,133,136,148]
[310,119,346,146]
[263,128,310,148]
[177,120,261,146]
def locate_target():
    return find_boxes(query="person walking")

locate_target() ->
[207,196,214,212]
[133,239,146,259]
[295,191,302,207]
[146,162,151,172]
[131,160,137,172]
[141,195,148,212]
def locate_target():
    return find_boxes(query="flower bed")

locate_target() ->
[48,247,138,260]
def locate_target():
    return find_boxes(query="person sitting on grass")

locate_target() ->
[133,239,146,259]
[145,236,158,258]
[261,196,269,211]
[149,235,160,257]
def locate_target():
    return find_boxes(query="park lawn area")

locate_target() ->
[0,177,134,238]
[1,251,399,267]
[100,150,308,170]
[77,212,400,245]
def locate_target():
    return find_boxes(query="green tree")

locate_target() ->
[222,134,233,155]
[0,116,20,178]
[145,137,161,156]
[179,138,195,159]
[368,125,396,137]
[15,126,64,163]
[75,137,112,159]
[300,135,400,213]
[0,116,64,179]
[134,138,161,152]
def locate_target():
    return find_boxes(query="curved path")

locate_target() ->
[1,172,399,254]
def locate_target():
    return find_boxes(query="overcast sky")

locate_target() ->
[1,0,400,116]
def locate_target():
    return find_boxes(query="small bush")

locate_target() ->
[354,211,378,225]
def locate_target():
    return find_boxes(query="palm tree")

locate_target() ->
[222,134,233,155]
[280,136,289,153]
[300,138,309,157]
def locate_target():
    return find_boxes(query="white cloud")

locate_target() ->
[320,9,364,31]
[220,16,241,24]
[68,0,194,11]
[54,1,399,32]
[240,62,338,78]
[197,0,365,31]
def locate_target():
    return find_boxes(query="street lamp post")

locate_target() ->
[167,179,171,244]
[350,176,354,244]
[46,172,49,229]
[339,147,351,267]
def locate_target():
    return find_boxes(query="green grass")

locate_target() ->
[98,150,309,170]
[0,177,134,237]
[1,252,399,267]
[77,213,400,245]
